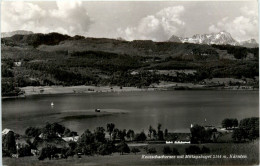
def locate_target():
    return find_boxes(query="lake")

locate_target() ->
[2,90,259,135]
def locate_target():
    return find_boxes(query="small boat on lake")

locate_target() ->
[95,109,100,112]
[51,102,54,107]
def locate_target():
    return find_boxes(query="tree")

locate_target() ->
[152,129,157,140]
[131,147,140,154]
[158,130,164,141]
[126,129,135,141]
[134,132,147,142]
[118,129,127,141]
[117,141,130,155]
[78,129,95,145]
[64,128,71,137]
[148,125,153,139]
[97,142,114,155]
[190,124,208,143]
[232,128,246,142]
[164,129,168,138]
[50,122,65,135]
[232,119,238,128]
[3,131,16,154]
[157,123,162,133]
[25,127,41,137]
[41,123,59,139]
[60,147,69,159]
[239,117,259,140]
[94,127,106,143]
[38,145,58,160]
[2,149,11,157]
[112,128,119,141]
[222,119,233,129]
[107,123,115,140]
[222,118,238,129]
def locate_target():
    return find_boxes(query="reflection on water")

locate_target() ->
[2,90,259,134]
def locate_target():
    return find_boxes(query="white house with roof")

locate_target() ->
[62,136,79,142]
[2,128,12,135]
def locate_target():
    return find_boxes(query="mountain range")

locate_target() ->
[1,30,258,48]
[168,31,258,48]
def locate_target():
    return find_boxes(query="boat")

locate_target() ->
[51,102,54,106]
[95,109,100,112]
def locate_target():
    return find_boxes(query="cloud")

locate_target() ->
[1,1,92,36]
[117,6,185,41]
[208,7,258,41]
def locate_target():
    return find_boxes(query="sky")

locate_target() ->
[1,1,259,42]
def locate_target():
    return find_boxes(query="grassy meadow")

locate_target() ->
[3,140,259,166]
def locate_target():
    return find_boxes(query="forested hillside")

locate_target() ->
[1,33,259,96]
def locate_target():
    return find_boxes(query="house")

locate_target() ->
[130,71,139,75]
[39,132,61,139]
[31,149,40,156]
[62,136,79,142]
[2,128,12,135]
[95,109,101,112]
[165,133,191,144]
[11,154,19,158]
[166,141,174,144]
[14,61,22,67]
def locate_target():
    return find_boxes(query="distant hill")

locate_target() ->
[168,35,182,43]
[1,30,33,38]
[2,32,223,60]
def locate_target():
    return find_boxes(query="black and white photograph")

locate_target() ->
[1,1,259,165]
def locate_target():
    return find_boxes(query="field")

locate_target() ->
[3,140,259,166]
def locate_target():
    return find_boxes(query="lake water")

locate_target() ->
[2,90,259,135]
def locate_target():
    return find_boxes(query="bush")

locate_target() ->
[185,146,201,155]
[163,146,172,154]
[38,145,58,160]
[163,146,180,155]
[171,148,180,155]
[201,146,210,154]
[146,147,157,154]
[2,149,11,157]
[117,141,130,155]
[131,147,140,154]
[97,142,114,155]
[18,145,32,157]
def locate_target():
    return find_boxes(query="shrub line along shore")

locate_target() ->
[2,83,258,99]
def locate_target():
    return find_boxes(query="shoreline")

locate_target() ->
[2,84,258,99]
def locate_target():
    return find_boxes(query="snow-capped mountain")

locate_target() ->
[1,30,33,38]
[182,31,238,45]
[168,31,258,48]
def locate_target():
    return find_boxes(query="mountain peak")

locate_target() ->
[169,31,239,46]
[168,35,182,43]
